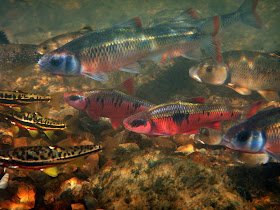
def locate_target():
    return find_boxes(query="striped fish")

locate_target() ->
[0,90,50,107]
[123,101,258,136]
[64,89,153,129]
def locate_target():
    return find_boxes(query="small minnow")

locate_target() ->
[0,109,66,138]
[0,145,102,169]
[37,26,93,54]
[123,101,257,136]
[38,17,216,82]
[222,108,280,161]
[0,90,51,107]
[64,89,153,129]
[189,50,280,101]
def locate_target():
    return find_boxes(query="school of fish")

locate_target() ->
[0,0,279,184]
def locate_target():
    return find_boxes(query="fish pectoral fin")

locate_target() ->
[28,130,39,138]
[11,125,20,135]
[120,63,140,74]
[82,72,109,82]
[257,90,279,101]
[110,118,122,129]
[226,84,252,95]
[41,166,59,177]
[265,149,280,162]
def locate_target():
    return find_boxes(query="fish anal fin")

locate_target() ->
[41,166,59,177]
[28,130,39,138]
[226,84,252,95]
[119,77,135,95]
[43,130,55,140]
[110,118,122,129]
[207,121,221,130]
[257,90,279,101]
[120,63,140,74]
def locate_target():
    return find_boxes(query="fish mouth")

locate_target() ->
[189,66,202,83]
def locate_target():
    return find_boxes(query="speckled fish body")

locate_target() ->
[37,27,93,54]
[0,44,41,71]
[64,90,153,129]
[0,109,66,131]
[38,22,209,82]
[0,90,51,107]
[123,101,244,136]
[223,108,280,161]
[0,145,103,169]
[189,51,280,100]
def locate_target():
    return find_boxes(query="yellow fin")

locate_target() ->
[28,130,39,138]
[226,84,252,95]
[43,130,55,140]
[41,167,59,177]
[11,107,21,112]
[257,90,279,101]
[11,125,20,134]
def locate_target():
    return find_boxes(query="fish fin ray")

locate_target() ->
[226,84,252,95]
[114,17,142,29]
[41,166,59,177]
[110,118,122,129]
[120,63,140,74]
[82,72,109,82]
[257,90,279,101]
[265,150,280,162]
[238,0,262,28]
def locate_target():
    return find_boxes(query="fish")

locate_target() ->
[0,43,41,71]
[37,26,93,54]
[0,109,66,139]
[0,90,51,107]
[189,51,280,101]
[222,107,280,161]
[38,17,217,82]
[123,101,258,136]
[64,89,153,129]
[0,145,102,169]
[152,0,262,35]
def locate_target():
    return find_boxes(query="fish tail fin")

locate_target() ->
[0,31,10,44]
[237,0,262,28]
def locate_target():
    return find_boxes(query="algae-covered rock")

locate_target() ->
[90,150,248,210]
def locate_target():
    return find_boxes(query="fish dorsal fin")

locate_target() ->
[119,62,140,74]
[149,8,199,27]
[114,17,142,29]
[0,31,10,44]
[80,25,93,32]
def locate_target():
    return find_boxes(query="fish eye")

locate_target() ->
[236,130,250,143]
[130,119,147,127]
[206,66,213,73]
[50,56,63,67]
[69,95,83,101]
